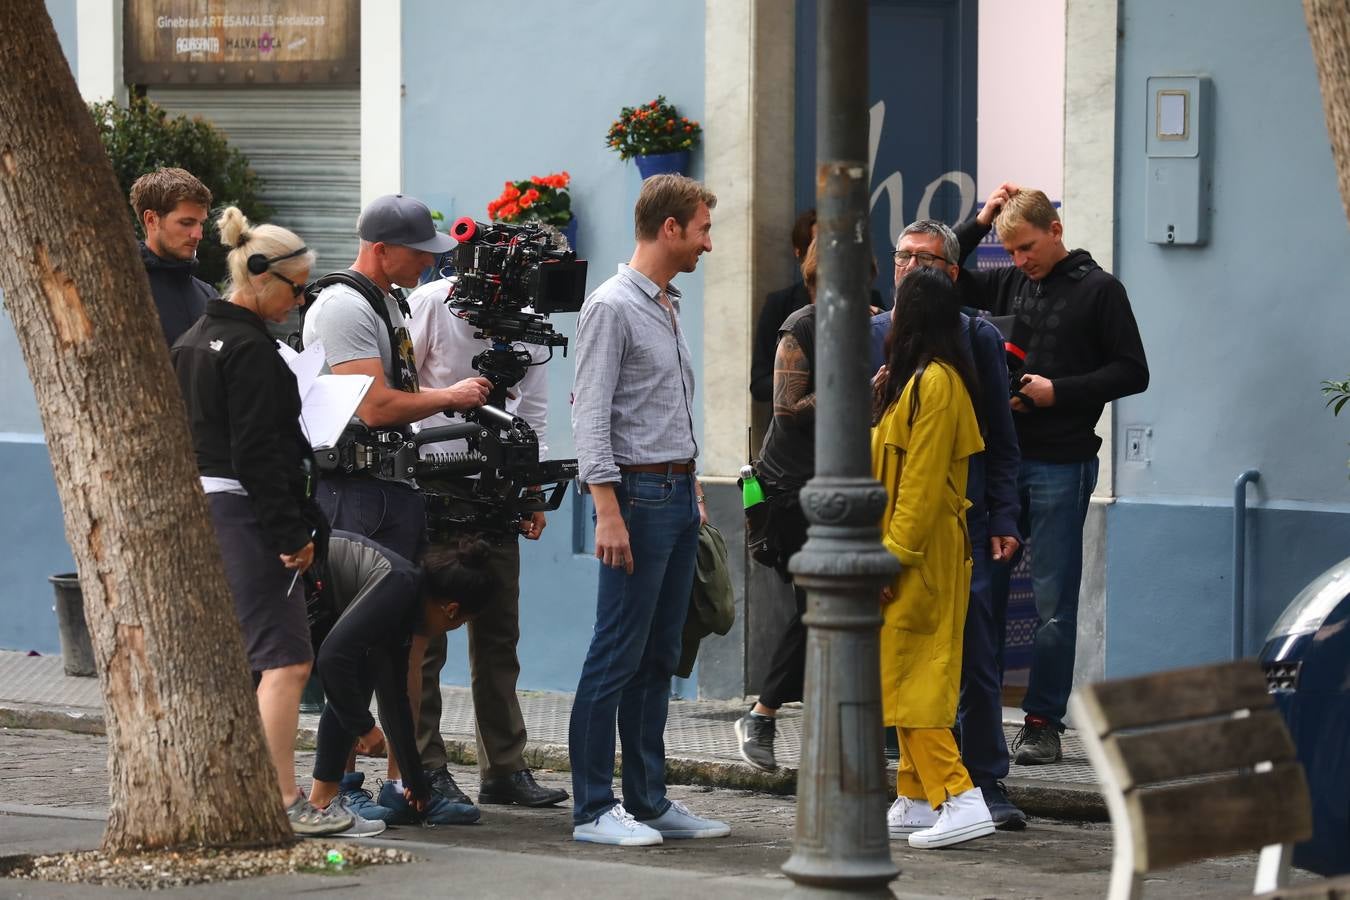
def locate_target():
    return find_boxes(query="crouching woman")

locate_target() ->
[306,533,496,830]
[871,267,993,850]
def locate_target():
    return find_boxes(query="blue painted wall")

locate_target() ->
[46,0,77,75]
[401,0,707,692]
[0,1,81,653]
[1107,0,1350,676]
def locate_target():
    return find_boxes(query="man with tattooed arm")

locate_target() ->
[732,239,821,773]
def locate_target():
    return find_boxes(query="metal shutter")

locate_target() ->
[147,87,360,274]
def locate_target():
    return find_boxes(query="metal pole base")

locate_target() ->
[782,478,900,893]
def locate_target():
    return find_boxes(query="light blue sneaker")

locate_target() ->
[339,772,395,823]
[378,779,481,826]
[634,800,731,839]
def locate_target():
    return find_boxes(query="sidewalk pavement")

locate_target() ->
[1,728,1315,899]
[0,650,1104,820]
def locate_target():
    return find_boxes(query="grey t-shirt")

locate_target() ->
[302,283,404,388]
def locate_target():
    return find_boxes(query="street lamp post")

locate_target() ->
[781,0,900,894]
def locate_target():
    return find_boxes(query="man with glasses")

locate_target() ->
[869,219,1026,831]
[952,185,1148,771]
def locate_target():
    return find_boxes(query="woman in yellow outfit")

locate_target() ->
[871,267,995,850]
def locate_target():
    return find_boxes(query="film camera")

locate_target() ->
[319,217,587,537]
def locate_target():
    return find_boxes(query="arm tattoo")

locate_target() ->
[772,333,815,427]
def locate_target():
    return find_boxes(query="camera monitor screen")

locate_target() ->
[534,259,588,314]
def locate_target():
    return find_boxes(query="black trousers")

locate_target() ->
[756,492,809,710]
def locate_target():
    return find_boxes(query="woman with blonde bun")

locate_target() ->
[170,208,356,837]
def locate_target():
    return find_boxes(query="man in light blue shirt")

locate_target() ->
[568,174,730,847]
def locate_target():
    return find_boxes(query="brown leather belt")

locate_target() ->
[620,461,695,475]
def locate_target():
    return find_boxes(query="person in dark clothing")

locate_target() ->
[750,209,816,402]
[171,207,352,837]
[953,184,1149,766]
[867,219,1025,829]
[130,167,218,345]
[306,532,497,829]
[734,240,819,773]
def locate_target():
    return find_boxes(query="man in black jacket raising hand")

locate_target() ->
[954,185,1149,766]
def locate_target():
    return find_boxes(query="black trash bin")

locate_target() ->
[1259,554,1350,876]
[49,573,96,677]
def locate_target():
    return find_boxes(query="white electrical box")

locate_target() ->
[1145,75,1211,245]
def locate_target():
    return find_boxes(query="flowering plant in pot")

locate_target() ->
[606,96,701,177]
[487,171,576,249]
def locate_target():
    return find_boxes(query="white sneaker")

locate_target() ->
[908,787,996,849]
[887,795,938,837]
[634,799,731,839]
[573,805,663,847]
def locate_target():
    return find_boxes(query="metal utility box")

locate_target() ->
[1145,75,1212,245]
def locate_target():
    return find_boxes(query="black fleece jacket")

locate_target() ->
[172,299,320,554]
[141,242,217,347]
[954,220,1149,462]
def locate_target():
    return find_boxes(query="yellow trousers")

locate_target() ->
[895,726,974,809]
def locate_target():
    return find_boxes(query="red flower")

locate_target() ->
[499,202,520,220]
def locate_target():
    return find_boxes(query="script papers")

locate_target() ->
[276,342,373,450]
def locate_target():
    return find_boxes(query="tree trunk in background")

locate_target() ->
[1306,0,1350,226]
[0,1,291,851]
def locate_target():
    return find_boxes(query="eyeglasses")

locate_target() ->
[270,271,306,299]
[894,250,951,267]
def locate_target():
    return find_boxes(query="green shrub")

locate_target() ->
[90,96,268,287]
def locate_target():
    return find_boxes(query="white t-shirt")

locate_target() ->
[406,277,550,458]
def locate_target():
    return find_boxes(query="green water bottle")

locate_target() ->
[740,464,765,508]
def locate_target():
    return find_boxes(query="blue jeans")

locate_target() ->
[990,458,1098,728]
[569,471,701,825]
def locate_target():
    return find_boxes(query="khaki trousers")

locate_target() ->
[417,539,527,778]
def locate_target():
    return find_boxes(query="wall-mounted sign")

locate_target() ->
[124,1,359,86]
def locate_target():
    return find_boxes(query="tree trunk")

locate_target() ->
[0,1,292,851]
[1306,0,1350,227]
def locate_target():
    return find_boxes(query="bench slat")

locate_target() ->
[1130,761,1313,872]
[1107,708,1298,790]
[1079,660,1271,735]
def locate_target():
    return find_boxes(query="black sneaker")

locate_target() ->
[734,711,777,772]
[427,765,474,806]
[979,781,1028,831]
[1011,721,1062,765]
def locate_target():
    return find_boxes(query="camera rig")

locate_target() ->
[316,217,587,539]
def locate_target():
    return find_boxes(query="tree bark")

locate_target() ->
[1306,0,1350,227]
[0,1,292,851]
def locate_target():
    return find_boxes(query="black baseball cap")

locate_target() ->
[357,194,454,253]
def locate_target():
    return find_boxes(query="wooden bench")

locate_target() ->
[1069,659,1314,899]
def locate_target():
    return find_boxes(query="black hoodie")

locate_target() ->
[140,242,217,347]
[954,220,1149,462]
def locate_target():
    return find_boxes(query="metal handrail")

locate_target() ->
[1233,469,1261,658]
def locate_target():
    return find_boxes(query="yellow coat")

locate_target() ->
[871,361,984,729]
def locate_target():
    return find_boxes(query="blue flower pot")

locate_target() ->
[634,150,691,179]
[562,215,578,252]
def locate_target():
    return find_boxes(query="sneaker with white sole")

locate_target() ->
[635,799,731,839]
[339,772,396,823]
[328,795,388,838]
[286,794,353,837]
[573,804,663,846]
[908,787,995,849]
[887,795,939,837]
[734,711,778,772]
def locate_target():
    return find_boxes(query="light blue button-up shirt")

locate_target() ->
[571,264,698,485]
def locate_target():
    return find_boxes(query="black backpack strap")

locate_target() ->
[300,270,420,394]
